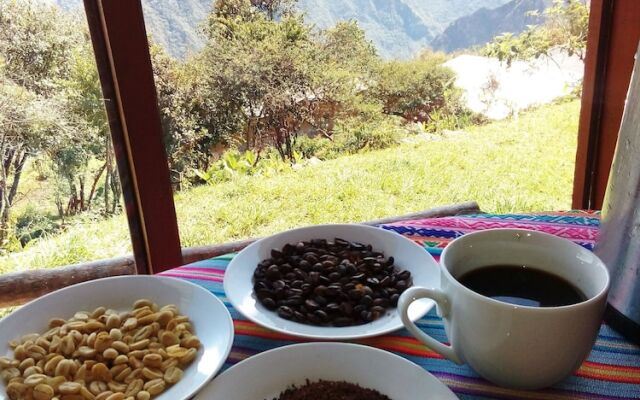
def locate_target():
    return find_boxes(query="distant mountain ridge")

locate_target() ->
[297,0,512,59]
[48,0,544,59]
[431,0,551,53]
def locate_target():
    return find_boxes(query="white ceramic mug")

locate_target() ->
[398,229,610,390]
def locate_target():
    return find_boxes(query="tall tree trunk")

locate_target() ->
[87,162,107,207]
[7,150,27,207]
[104,142,111,215]
[79,176,85,211]
[0,143,18,243]
[110,167,120,214]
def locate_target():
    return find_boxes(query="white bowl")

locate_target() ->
[195,342,458,399]
[225,223,440,339]
[0,275,234,400]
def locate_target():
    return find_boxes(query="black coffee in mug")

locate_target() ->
[458,265,587,307]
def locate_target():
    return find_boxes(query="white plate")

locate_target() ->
[195,342,458,399]
[225,224,440,340]
[0,275,234,400]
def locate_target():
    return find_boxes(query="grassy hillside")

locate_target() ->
[0,100,580,274]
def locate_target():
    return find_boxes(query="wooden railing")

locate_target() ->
[0,201,480,308]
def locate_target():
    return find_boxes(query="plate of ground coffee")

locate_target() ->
[194,342,458,399]
[224,224,439,340]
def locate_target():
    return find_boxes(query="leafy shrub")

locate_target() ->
[293,117,404,160]
[422,108,487,133]
[293,135,331,159]
[331,118,402,154]
[369,57,461,122]
[15,207,61,247]
[193,149,298,185]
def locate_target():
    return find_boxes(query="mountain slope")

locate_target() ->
[48,0,535,59]
[431,0,550,53]
[298,0,512,58]
[298,0,433,59]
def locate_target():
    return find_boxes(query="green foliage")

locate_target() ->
[369,56,463,123]
[326,118,403,156]
[0,100,581,274]
[0,0,122,247]
[14,206,61,247]
[0,0,82,95]
[293,116,406,160]
[193,149,296,184]
[483,0,589,65]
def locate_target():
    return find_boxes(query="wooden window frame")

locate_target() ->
[573,0,640,210]
[79,0,638,272]
[83,0,182,273]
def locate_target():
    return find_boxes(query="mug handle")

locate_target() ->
[398,286,462,364]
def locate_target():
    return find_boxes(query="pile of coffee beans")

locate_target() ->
[270,380,392,400]
[253,238,412,326]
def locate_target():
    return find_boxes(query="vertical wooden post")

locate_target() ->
[83,0,183,273]
[573,0,640,210]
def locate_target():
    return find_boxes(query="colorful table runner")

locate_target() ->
[160,211,640,399]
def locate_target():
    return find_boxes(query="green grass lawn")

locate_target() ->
[0,100,580,274]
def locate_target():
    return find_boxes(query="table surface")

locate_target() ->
[160,211,640,399]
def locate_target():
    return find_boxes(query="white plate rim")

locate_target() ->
[0,275,235,400]
[194,342,459,400]
[224,223,440,340]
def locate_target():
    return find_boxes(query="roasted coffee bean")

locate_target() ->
[306,313,322,325]
[314,295,328,306]
[373,298,389,308]
[360,295,373,307]
[325,303,340,312]
[262,298,277,310]
[283,297,303,307]
[360,310,373,322]
[353,304,366,315]
[309,271,320,284]
[379,276,391,287]
[398,270,411,281]
[313,285,327,296]
[340,302,353,315]
[293,311,306,322]
[305,299,320,311]
[314,310,329,322]
[253,238,412,326]
[328,272,341,282]
[395,280,408,291]
[277,306,294,320]
[266,265,281,280]
[326,285,341,297]
[371,306,386,315]
[349,289,363,300]
[366,277,380,286]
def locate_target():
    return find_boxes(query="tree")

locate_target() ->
[197,0,319,160]
[55,42,122,217]
[311,21,381,128]
[0,0,83,241]
[483,0,589,66]
[369,56,460,123]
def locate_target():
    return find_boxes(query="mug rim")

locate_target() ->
[439,228,610,311]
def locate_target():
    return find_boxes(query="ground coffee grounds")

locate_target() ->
[270,380,393,400]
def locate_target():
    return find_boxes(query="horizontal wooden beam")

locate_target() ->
[0,202,480,308]
[0,257,136,308]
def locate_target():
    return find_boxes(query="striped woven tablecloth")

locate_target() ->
[160,211,640,399]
